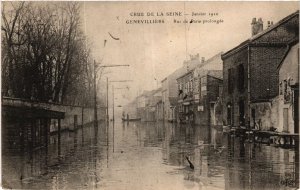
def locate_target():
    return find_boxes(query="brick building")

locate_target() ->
[221,11,299,128]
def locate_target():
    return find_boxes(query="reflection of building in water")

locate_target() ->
[224,135,299,190]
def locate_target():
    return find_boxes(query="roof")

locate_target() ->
[167,57,201,82]
[277,39,299,70]
[176,70,194,81]
[200,52,223,68]
[207,70,223,80]
[222,10,299,59]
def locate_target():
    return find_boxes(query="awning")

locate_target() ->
[2,106,65,119]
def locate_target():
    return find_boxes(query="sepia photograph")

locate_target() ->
[1,1,299,189]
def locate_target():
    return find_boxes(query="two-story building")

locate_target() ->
[277,40,299,133]
[177,70,195,123]
[193,53,223,126]
[161,54,202,122]
[193,70,223,126]
[221,11,299,129]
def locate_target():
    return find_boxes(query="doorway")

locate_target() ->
[239,100,245,126]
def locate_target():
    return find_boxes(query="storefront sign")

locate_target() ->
[183,102,190,106]
[198,105,204,111]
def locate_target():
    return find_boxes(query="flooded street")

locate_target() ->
[2,121,299,190]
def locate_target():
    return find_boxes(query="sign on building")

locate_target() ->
[198,105,204,111]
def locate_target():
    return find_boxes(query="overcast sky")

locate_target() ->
[81,1,298,104]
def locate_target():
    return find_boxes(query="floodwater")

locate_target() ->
[2,120,299,190]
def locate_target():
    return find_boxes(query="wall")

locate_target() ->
[276,96,295,133]
[50,105,106,132]
[250,99,279,131]
[279,44,299,86]
[250,46,286,101]
[277,43,299,133]
[222,47,249,127]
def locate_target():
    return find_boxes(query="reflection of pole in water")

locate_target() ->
[107,119,109,168]
[81,107,84,146]
[113,119,115,152]
[93,126,99,188]
[295,138,299,187]
[58,119,61,159]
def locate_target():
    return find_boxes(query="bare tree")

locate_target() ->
[1,2,96,106]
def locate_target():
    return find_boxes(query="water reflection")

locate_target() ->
[2,120,299,190]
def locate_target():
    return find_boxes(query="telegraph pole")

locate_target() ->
[106,77,109,123]
[112,85,115,122]
[94,60,98,128]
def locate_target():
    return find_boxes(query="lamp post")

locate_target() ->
[108,80,133,122]
[94,60,98,128]
[93,61,129,128]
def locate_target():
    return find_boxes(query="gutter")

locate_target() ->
[247,45,251,129]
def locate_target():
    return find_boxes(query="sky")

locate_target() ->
[81,1,299,105]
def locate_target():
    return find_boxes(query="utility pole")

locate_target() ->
[106,77,109,123]
[94,60,98,128]
[112,85,115,122]
[93,63,130,127]
[109,80,133,122]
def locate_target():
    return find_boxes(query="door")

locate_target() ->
[283,108,289,132]
[239,100,245,126]
[227,103,232,126]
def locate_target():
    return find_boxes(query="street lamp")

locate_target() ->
[108,80,133,122]
[93,61,129,127]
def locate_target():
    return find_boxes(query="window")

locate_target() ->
[228,68,233,94]
[237,64,245,92]
[200,76,207,97]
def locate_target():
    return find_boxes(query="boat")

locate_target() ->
[122,118,141,122]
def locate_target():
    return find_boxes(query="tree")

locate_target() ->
[1,2,95,106]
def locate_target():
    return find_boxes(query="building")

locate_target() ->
[161,54,203,122]
[136,90,150,120]
[277,40,299,133]
[193,70,223,126]
[221,11,299,129]
[136,89,162,122]
[193,53,223,126]
[177,53,223,124]
[144,88,162,122]
[177,70,195,123]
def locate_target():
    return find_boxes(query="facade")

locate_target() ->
[137,89,162,122]
[221,11,299,129]
[277,41,299,133]
[177,71,195,123]
[161,54,202,122]
[193,70,223,126]
[193,53,223,126]
[176,52,223,125]
[136,90,150,120]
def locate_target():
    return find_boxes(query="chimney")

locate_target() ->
[267,20,273,28]
[251,17,264,36]
[201,57,205,63]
